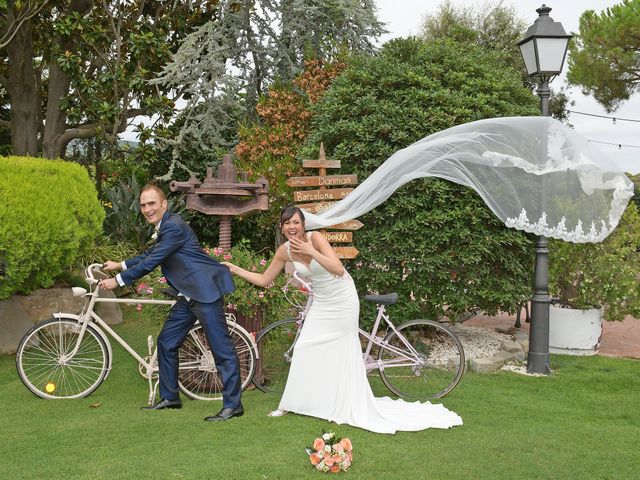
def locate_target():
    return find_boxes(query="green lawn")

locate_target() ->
[1,315,639,479]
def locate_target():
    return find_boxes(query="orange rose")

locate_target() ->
[323,452,334,466]
[330,465,340,473]
[309,453,322,466]
[332,454,343,463]
[340,438,353,451]
[313,438,325,451]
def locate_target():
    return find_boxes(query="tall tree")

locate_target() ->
[0,0,217,158]
[567,0,640,112]
[420,0,526,67]
[420,0,570,122]
[153,0,386,161]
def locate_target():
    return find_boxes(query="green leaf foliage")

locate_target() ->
[102,174,189,252]
[207,240,297,324]
[549,203,640,321]
[629,173,640,211]
[567,0,640,112]
[1,1,219,158]
[420,0,527,69]
[153,0,385,160]
[418,0,570,122]
[307,38,540,324]
[0,156,104,299]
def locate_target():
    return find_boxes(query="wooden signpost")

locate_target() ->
[290,143,362,259]
[293,187,354,202]
[286,174,358,188]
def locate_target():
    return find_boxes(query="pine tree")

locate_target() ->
[567,0,640,112]
[153,0,386,160]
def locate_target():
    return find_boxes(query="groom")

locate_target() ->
[99,184,244,421]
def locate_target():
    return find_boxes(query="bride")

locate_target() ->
[222,205,462,434]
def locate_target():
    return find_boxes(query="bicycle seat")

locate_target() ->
[364,293,398,305]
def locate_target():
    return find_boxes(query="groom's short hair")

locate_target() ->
[141,183,166,201]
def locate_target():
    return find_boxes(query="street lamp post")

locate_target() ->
[517,4,572,374]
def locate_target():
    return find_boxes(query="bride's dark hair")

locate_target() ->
[279,205,305,228]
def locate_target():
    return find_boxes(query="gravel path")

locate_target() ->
[451,323,547,376]
[450,323,511,360]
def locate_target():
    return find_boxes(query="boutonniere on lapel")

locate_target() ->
[151,226,160,241]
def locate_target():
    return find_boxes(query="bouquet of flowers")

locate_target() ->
[305,431,353,473]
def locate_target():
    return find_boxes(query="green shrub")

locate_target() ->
[307,38,539,324]
[78,237,140,268]
[207,240,297,324]
[549,202,640,321]
[0,156,104,299]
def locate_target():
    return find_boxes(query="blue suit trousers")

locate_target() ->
[156,297,242,409]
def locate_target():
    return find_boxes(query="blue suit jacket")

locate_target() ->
[120,211,234,303]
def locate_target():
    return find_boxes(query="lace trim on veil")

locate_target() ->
[303,116,634,244]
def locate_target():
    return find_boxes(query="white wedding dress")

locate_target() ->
[276,235,463,434]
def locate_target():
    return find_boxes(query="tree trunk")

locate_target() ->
[42,60,70,159]
[5,6,40,156]
[43,0,94,159]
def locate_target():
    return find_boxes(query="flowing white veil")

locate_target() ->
[304,116,634,243]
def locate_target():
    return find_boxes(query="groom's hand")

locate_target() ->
[103,260,122,272]
[98,278,118,290]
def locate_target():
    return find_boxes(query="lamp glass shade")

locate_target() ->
[536,37,570,73]
[519,39,538,75]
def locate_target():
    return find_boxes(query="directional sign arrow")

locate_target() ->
[321,231,353,243]
[286,175,358,188]
[297,202,336,214]
[327,220,364,230]
[333,246,359,259]
[293,188,354,202]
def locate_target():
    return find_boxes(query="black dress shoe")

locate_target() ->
[142,398,182,410]
[204,406,244,421]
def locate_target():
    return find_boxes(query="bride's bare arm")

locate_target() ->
[290,231,344,276]
[222,245,288,288]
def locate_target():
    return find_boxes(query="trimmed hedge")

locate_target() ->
[0,156,104,299]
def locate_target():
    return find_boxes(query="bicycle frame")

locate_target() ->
[292,271,424,374]
[57,263,258,404]
[359,306,424,372]
[279,282,314,362]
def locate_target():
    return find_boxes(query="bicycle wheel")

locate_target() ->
[178,324,256,401]
[252,318,300,394]
[378,319,465,401]
[16,317,109,399]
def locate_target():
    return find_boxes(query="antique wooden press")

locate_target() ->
[169,153,269,250]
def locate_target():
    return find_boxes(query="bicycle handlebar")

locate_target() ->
[85,263,104,285]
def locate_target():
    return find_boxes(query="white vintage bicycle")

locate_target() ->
[15,264,258,404]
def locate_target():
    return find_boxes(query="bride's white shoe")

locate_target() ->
[267,409,288,417]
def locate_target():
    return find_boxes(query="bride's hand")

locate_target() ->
[221,261,237,274]
[290,236,314,256]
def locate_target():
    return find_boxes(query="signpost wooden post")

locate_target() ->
[290,143,362,259]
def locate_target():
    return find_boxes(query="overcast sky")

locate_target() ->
[374,0,639,174]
